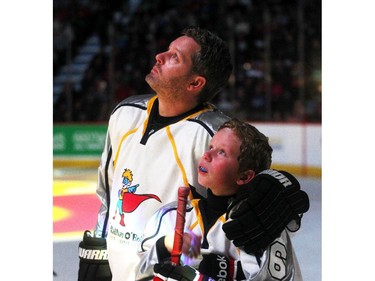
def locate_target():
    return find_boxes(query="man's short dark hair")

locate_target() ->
[182,26,233,103]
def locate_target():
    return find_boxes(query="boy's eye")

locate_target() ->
[218,149,226,156]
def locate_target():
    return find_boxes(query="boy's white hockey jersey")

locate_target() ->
[93,94,230,281]
[137,194,303,281]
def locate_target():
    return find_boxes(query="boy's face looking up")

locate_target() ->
[198,127,247,196]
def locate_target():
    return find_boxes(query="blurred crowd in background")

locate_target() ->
[53,0,321,123]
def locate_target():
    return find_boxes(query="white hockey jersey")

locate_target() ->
[136,193,303,281]
[93,94,230,281]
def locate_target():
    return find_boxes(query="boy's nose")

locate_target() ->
[202,151,212,161]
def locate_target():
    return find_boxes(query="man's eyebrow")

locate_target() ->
[170,45,186,62]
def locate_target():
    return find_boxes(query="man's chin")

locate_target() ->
[145,75,153,86]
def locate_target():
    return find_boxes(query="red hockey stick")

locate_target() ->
[170,186,190,266]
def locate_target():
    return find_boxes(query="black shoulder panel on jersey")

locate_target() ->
[188,105,231,137]
[111,94,155,115]
[187,119,216,137]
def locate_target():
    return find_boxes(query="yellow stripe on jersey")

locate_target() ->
[164,106,214,199]
[166,126,189,187]
[189,200,204,232]
[218,214,227,223]
[142,95,157,135]
[114,128,138,168]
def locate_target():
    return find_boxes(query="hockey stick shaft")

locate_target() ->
[170,186,190,266]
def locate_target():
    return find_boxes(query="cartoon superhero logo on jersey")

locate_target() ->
[112,168,161,226]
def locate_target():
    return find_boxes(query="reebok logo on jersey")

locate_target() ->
[216,255,228,280]
[260,170,292,188]
[78,247,108,260]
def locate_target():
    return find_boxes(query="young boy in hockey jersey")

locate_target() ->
[136,118,306,280]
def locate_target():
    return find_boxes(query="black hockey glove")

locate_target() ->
[153,263,212,281]
[78,230,112,281]
[198,253,245,280]
[222,169,309,254]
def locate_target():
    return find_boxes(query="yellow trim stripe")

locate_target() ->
[182,108,210,121]
[189,220,199,231]
[163,106,215,190]
[142,96,158,135]
[166,126,189,187]
[190,200,204,232]
[147,96,157,115]
[113,128,138,168]
[218,214,226,223]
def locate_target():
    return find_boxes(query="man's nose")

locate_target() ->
[155,52,165,64]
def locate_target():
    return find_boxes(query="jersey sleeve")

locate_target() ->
[135,201,178,279]
[93,124,114,238]
[239,230,303,281]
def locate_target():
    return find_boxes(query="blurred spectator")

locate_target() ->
[80,78,110,122]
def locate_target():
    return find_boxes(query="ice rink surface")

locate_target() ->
[53,169,321,281]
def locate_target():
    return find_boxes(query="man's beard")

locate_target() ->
[145,74,189,100]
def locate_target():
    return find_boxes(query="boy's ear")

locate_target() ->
[236,170,256,186]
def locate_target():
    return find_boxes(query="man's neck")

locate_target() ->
[157,96,198,117]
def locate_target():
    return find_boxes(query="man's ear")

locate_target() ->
[236,170,256,186]
[188,76,206,91]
